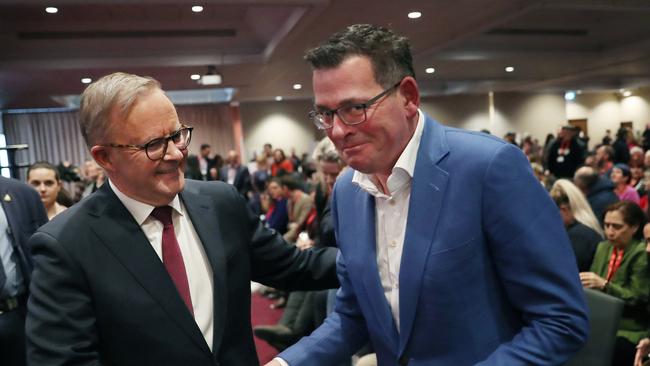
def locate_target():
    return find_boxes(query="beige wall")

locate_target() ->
[567,90,650,149]
[239,100,320,161]
[239,90,650,159]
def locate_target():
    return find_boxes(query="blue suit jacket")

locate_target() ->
[281,116,589,365]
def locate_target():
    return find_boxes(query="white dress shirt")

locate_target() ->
[109,181,215,350]
[351,110,424,331]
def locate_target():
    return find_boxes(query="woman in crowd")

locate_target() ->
[550,179,603,271]
[580,201,650,366]
[271,148,294,177]
[612,163,641,204]
[27,161,67,220]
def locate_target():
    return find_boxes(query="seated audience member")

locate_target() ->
[271,148,294,177]
[632,164,645,190]
[263,178,289,235]
[580,201,650,366]
[612,163,641,204]
[574,166,619,224]
[0,176,48,366]
[27,162,68,220]
[80,159,105,199]
[249,155,271,215]
[219,149,252,199]
[596,144,615,177]
[630,146,645,168]
[639,170,650,211]
[633,223,650,366]
[550,179,603,271]
[281,176,314,243]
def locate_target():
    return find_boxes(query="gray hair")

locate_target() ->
[304,24,415,89]
[79,72,161,148]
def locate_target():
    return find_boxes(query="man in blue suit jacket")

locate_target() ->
[0,176,48,366]
[269,24,589,366]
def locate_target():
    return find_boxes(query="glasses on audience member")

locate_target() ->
[102,124,193,161]
[308,80,402,130]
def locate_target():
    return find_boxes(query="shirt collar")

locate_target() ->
[352,109,425,196]
[109,180,183,226]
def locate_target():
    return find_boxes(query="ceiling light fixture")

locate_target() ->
[505,66,514,73]
[408,11,422,19]
[623,90,632,97]
[197,65,222,85]
[192,5,204,13]
[81,78,92,84]
[190,74,201,80]
[275,96,283,101]
[293,84,302,90]
[45,7,58,14]
[564,91,576,101]
[425,67,435,74]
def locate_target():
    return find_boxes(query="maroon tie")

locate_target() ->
[150,206,194,315]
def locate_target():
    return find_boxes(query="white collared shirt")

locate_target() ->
[109,181,215,350]
[351,110,425,331]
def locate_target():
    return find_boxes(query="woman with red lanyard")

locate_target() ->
[580,200,650,366]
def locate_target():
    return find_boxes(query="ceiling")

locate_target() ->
[1,0,650,109]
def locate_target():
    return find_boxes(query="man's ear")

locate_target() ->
[90,145,114,174]
[399,76,420,119]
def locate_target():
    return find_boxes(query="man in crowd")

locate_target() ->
[219,149,251,200]
[548,125,585,179]
[269,24,588,366]
[0,176,48,366]
[595,144,615,177]
[574,166,619,224]
[25,72,338,366]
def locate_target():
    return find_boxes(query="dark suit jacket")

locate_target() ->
[219,165,251,198]
[0,176,48,291]
[26,180,337,366]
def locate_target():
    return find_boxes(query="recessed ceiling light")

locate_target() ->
[81,78,92,84]
[623,90,632,97]
[425,67,435,74]
[192,5,203,13]
[564,91,576,101]
[190,74,201,80]
[408,11,422,19]
[293,84,302,90]
[275,96,283,101]
[505,66,514,73]
[45,7,58,14]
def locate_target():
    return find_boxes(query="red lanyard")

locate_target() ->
[606,248,624,282]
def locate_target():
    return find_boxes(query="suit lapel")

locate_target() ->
[398,118,449,353]
[89,184,210,354]
[179,183,228,354]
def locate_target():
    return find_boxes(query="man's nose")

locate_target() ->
[163,141,184,160]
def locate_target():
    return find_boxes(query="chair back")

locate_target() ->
[563,288,624,366]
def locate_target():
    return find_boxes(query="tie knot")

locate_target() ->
[151,206,173,226]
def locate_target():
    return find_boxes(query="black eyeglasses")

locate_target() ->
[102,124,193,161]
[308,80,402,130]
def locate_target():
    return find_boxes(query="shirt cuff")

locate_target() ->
[273,357,289,366]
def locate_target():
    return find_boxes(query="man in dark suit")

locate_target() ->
[219,150,252,199]
[26,72,337,366]
[0,176,48,366]
[271,24,588,366]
